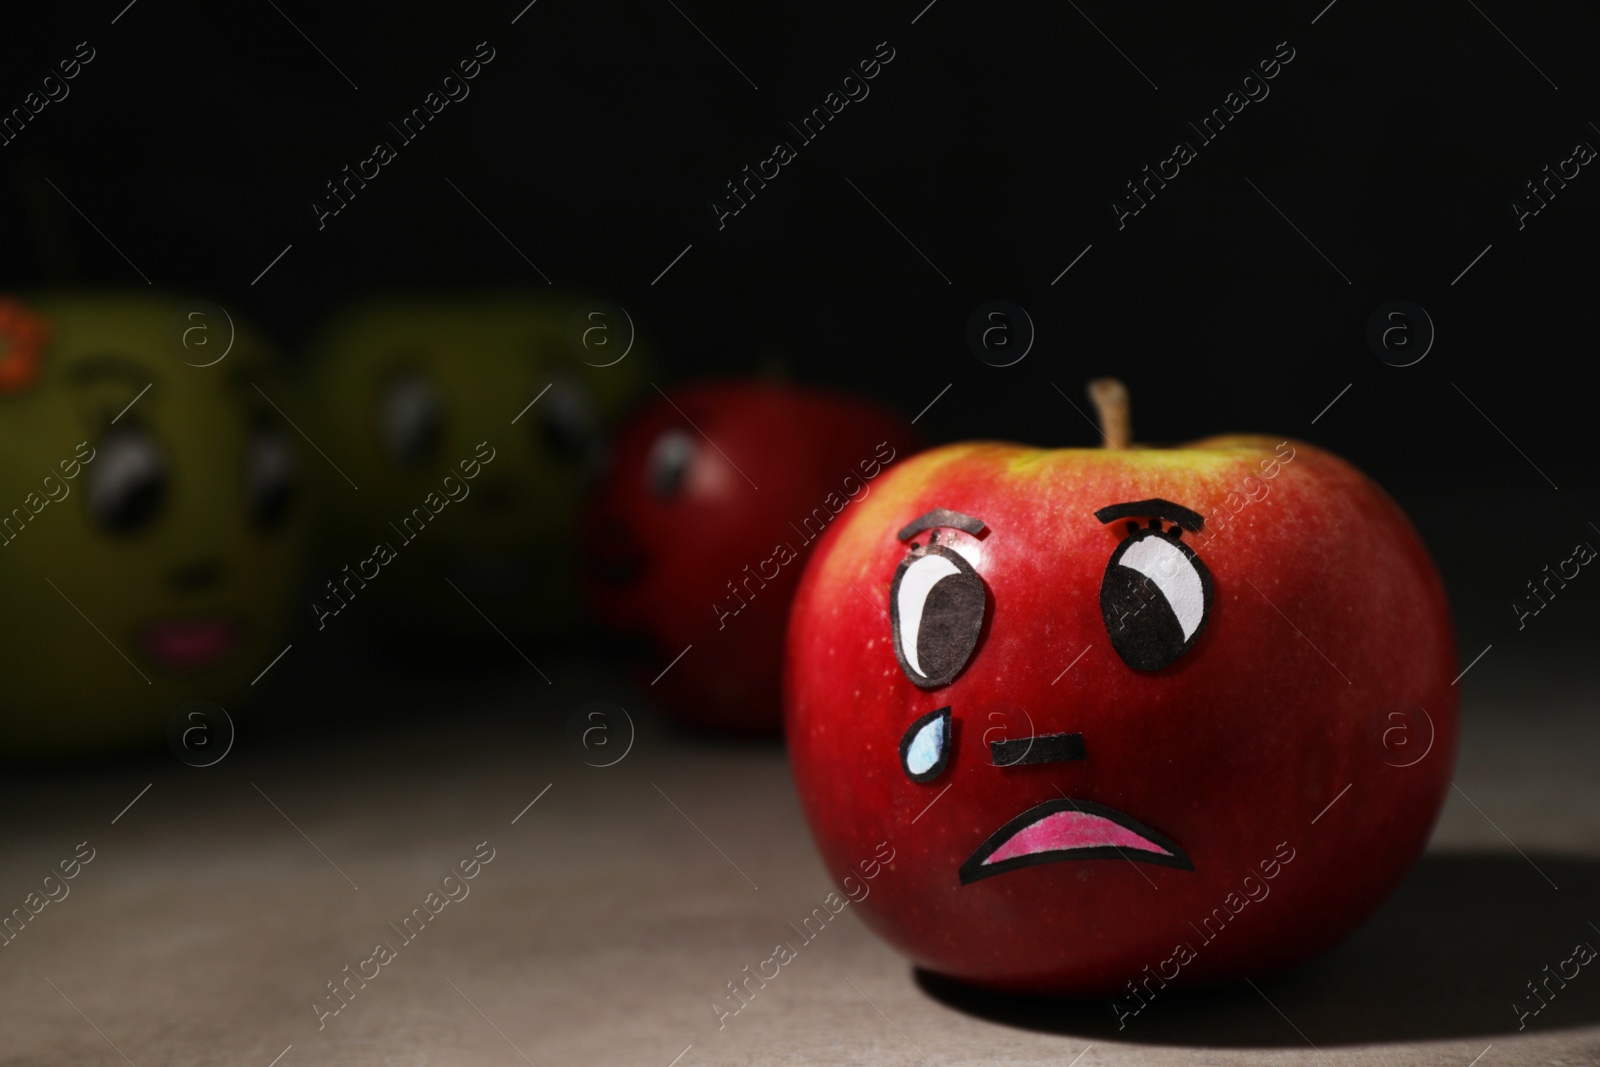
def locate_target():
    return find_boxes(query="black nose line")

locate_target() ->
[990,732,1086,767]
[169,559,225,593]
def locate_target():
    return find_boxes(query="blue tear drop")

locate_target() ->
[904,713,946,779]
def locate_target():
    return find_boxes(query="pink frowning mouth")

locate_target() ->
[959,798,1193,884]
[140,618,241,672]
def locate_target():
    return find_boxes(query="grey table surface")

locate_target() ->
[2,644,1596,1066]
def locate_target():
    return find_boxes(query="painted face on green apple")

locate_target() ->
[305,292,647,634]
[0,292,308,754]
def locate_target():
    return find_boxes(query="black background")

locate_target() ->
[4,0,1598,645]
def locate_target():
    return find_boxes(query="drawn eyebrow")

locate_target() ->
[897,508,987,541]
[1094,498,1204,532]
[67,354,159,388]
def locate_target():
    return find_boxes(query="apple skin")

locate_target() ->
[0,291,309,755]
[303,291,648,647]
[785,436,1457,995]
[582,382,919,732]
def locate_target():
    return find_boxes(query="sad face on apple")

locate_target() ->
[785,429,1457,995]
[893,495,1214,885]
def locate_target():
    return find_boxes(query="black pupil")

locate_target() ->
[91,429,166,536]
[1100,563,1188,671]
[916,572,985,680]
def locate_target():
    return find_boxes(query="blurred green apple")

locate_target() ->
[304,290,649,646]
[0,291,309,755]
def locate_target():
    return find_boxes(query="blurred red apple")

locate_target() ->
[785,380,1457,996]
[583,381,919,731]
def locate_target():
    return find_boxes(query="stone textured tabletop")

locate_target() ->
[2,646,1595,1067]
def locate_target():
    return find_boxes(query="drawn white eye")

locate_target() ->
[1100,527,1213,671]
[535,377,599,465]
[900,706,952,782]
[379,371,443,466]
[644,428,696,498]
[890,545,986,688]
[247,427,297,533]
[89,426,167,536]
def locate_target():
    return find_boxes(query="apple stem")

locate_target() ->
[1088,378,1132,450]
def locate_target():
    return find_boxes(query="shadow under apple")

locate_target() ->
[915,851,1597,1046]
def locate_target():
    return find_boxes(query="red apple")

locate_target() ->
[784,381,1457,997]
[582,381,920,731]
